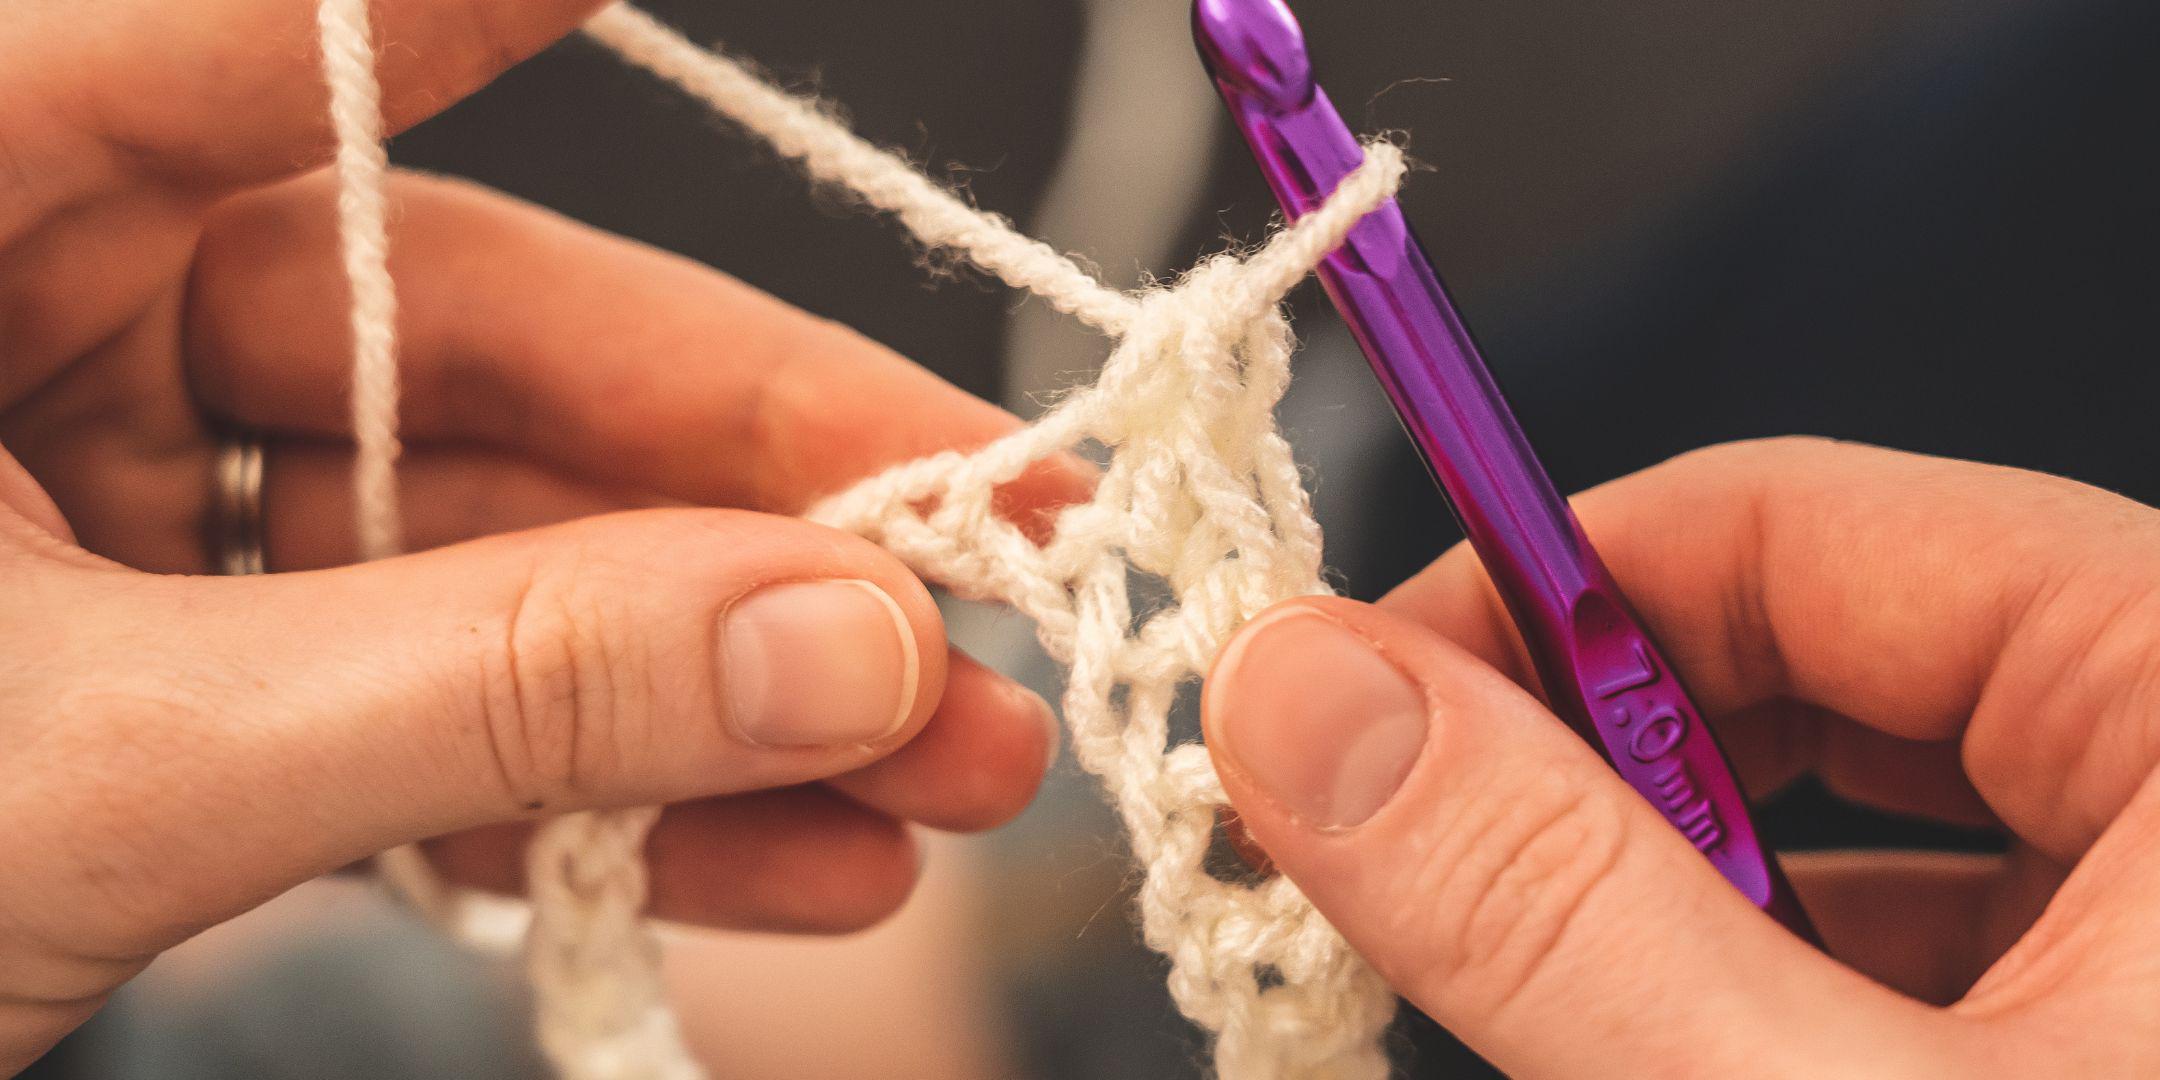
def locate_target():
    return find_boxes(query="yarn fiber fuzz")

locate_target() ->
[320,2,1409,1076]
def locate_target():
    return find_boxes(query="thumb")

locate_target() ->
[1201,597,1972,1077]
[51,507,943,928]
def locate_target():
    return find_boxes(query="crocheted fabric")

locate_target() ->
[318,2,1409,1076]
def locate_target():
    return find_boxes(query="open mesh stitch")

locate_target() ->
[319,3,1411,1075]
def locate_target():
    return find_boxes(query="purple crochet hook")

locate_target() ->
[1195,0,1817,942]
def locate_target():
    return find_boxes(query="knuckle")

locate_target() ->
[1399,767,1632,1020]
[478,552,652,809]
[1663,434,1843,477]
[1732,433,1845,456]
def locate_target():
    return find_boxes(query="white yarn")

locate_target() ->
[318,0,517,990]
[315,0,403,563]
[316,4,701,1075]
[525,806,704,1080]
[583,4,1141,338]
[322,3,1408,1076]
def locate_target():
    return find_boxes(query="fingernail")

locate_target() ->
[1209,608,1428,829]
[721,579,918,748]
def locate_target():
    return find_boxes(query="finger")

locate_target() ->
[1203,597,1981,1077]
[427,786,921,934]
[5,508,951,957]
[1382,437,2160,859]
[46,0,605,192]
[1961,771,2160,1070]
[1809,721,1998,826]
[1709,698,1998,828]
[260,442,1056,832]
[24,435,667,578]
[259,439,659,571]
[1367,490,1992,821]
[1782,850,2033,1004]
[826,650,1057,833]
[186,170,1095,528]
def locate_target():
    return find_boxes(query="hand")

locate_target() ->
[0,1,1080,1068]
[1203,437,2160,1076]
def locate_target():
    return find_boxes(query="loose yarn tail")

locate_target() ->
[315,4,701,1077]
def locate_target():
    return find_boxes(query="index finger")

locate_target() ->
[1382,437,2160,861]
[186,171,1095,526]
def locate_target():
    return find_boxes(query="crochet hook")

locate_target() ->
[1194,0,1819,943]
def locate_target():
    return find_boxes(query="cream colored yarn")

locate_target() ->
[316,0,403,563]
[319,2,1407,1076]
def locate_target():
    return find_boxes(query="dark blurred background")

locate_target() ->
[33,0,2157,1076]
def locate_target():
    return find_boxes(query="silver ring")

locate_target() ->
[208,432,267,576]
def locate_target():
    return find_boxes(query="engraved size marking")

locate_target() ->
[1628,710,1687,761]
[1652,763,1726,851]
[1592,640,1660,700]
[1591,633,1728,854]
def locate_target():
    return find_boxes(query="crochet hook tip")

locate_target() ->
[1192,0,1315,113]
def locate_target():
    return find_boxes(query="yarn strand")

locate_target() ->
[584,3,1143,336]
[315,0,403,563]
[317,5,700,1077]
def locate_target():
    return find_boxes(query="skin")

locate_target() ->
[1205,438,2160,1077]
[0,0,1087,1070]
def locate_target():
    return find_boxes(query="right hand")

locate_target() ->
[1204,438,2160,1077]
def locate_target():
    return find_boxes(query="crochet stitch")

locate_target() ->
[321,3,1410,1076]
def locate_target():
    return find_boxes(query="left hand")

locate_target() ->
[0,0,1082,1065]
